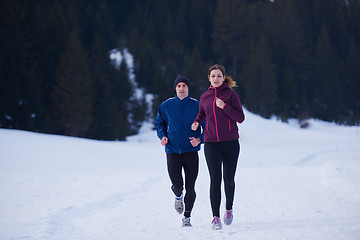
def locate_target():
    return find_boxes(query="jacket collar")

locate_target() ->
[208,82,229,91]
[175,95,190,103]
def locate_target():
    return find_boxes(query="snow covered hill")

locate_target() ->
[1,110,360,240]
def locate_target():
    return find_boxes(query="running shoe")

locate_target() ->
[224,209,233,225]
[182,217,192,227]
[174,194,184,214]
[211,217,222,230]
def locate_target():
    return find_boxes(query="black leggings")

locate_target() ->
[167,151,199,217]
[204,140,240,217]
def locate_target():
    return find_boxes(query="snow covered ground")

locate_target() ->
[1,109,360,240]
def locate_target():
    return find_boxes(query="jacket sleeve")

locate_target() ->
[223,92,245,123]
[199,118,206,143]
[194,97,206,124]
[155,103,168,140]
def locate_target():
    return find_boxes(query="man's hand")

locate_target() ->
[161,136,168,146]
[189,137,201,147]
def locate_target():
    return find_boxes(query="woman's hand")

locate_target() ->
[189,137,201,147]
[216,97,225,109]
[191,121,199,131]
[161,136,168,146]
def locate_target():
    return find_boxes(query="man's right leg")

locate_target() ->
[167,153,184,213]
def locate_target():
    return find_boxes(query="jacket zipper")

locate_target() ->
[179,101,184,154]
[213,88,220,142]
[228,118,231,131]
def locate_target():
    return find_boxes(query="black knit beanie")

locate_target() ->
[174,75,190,90]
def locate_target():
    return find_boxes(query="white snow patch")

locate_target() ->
[1,109,360,239]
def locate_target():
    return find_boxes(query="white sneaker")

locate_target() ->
[224,209,233,225]
[182,217,192,227]
[174,194,183,214]
[211,217,222,230]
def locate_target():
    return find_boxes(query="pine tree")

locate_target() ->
[313,24,342,121]
[212,0,249,75]
[112,60,132,139]
[343,38,360,124]
[107,0,137,35]
[126,3,159,93]
[89,33,118,139]
[242,35,277,118]
[278,64,297,120]
[50,30,93,137]
[348,0,360,46]
[94,0,117,50]
[88,1,132,140]
[31,1,70,132]
[0,0,43,131]
[184,48,212,100]
[298,93,310,127]
[187,0,216,60]
[271,0,314,117]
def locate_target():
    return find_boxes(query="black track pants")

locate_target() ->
[167,151,199,217]
[204,140,240,217]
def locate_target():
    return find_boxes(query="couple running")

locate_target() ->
[155,64,245,230]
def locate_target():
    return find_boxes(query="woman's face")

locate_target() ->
[209,69,224,88]
[176,82,189,100]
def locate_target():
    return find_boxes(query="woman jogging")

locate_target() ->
[191,64,245,230]
[155,75,205,227]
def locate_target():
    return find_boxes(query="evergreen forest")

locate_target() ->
[1,0,360,140]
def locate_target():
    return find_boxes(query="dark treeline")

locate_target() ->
[1,0,359,140]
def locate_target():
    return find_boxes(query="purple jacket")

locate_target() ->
[194,83,245,142]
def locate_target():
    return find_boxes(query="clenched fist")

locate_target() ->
[216,98,225,109]
[161,136,168,146]
[191,121,199,131]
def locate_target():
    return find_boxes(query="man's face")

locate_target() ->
[176,82,189,100]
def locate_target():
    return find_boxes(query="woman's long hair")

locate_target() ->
[208,64,237,89]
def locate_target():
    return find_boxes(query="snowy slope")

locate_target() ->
[1,109,360,240]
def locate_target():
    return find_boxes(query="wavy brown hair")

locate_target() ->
[208,64,237,89]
